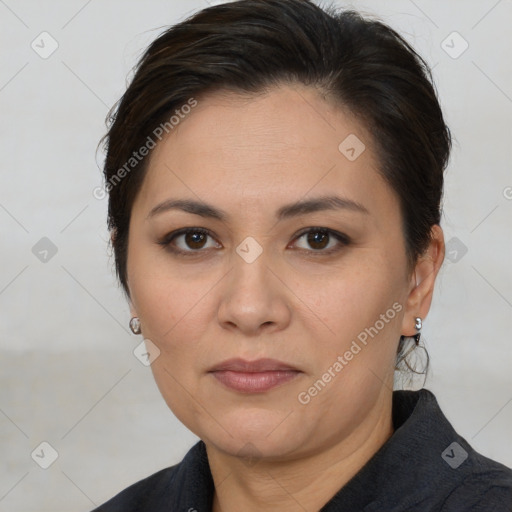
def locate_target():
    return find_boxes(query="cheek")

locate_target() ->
[127,241,213,342]
[132,271,214,428]
[296,262,406,396]
[148,356,212,441]
[133,276,213,362]
[303,255,404,335]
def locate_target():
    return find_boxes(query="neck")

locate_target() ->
[208,390,394,512]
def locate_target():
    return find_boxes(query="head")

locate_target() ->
[101,0,450,461]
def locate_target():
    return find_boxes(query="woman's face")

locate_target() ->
[126,84,433,461]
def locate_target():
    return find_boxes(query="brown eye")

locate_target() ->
[293,228,350,254]
[306,231,330,250]
[159,228,220,254]
[183,231,208,250]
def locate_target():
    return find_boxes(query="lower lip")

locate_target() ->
[211,370,300,393]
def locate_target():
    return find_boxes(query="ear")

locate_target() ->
[401,225,445,336]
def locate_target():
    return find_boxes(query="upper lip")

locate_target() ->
[209,358,300,373]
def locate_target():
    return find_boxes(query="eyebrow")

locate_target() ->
[147,195,369,222]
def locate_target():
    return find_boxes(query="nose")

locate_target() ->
[216,249,292,336]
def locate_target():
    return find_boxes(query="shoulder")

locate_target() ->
[417,389,512,511]
[91,464,179,512]
[440,451,512,511]
[90,440,213,511]
[390,389,512,511]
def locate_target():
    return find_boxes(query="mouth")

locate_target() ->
[208,358,302,393]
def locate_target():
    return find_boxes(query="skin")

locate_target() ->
[126,83,445,511]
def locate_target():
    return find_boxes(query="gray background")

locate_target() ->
[0,0,511,510]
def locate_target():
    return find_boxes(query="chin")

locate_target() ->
[196,408,304,460]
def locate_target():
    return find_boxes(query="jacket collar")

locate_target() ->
[321,388,469,511]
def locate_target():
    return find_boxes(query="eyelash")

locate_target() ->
[157,227,351,257]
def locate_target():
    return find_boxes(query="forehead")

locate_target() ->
[158,84,372,166]
[134,84,397,224]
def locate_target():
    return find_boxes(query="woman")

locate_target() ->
[93,0,512,510]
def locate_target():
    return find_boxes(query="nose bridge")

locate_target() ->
[235,234,266,266]
[217,237,290,333]
[230,235,272,297]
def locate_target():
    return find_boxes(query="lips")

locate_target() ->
[209,357,299,373]
[209,358,302,393]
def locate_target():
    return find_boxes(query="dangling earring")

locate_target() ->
[129,317,141,335]
[413,317,422,345]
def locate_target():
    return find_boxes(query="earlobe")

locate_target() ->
[401,225,445,336]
